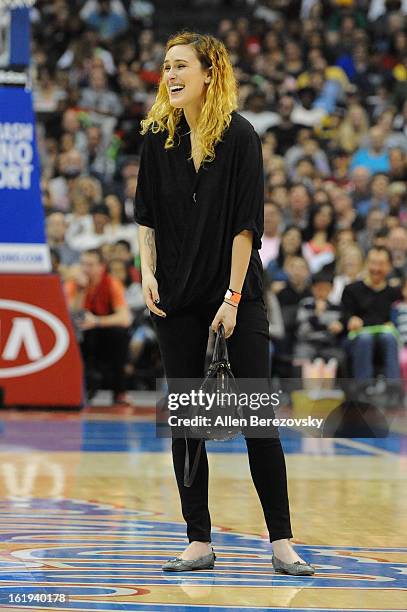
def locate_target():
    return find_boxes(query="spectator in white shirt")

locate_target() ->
[240,91,279,136]
[80,67,123,117]
[65,193,94,248]
[104,194,139,256]
[68,203,112,251]
[259,202,283,268]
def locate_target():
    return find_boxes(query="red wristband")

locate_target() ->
[224,289,241,305]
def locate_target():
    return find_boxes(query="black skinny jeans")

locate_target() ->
[151,298,293,543]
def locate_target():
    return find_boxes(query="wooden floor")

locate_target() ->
[0,402,406,612]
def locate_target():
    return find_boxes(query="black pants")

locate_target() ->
[151,298,293,543]
[81,326,129,398]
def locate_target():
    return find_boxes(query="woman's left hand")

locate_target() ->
[211,302,238,338]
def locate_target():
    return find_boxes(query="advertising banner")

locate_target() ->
[0,274,83,406]
[0,86,50,272]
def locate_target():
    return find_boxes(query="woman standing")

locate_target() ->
[134,31,314,576]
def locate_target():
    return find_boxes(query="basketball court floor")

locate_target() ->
[0,396,406,612]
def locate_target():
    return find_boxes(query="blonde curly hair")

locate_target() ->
[140,31,238,164]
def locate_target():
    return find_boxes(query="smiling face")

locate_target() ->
[163,44,211,111]
[367,248,391,286]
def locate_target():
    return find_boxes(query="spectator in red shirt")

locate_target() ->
[65,248,131,403]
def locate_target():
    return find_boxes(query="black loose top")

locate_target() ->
[134,110,264,314]
[341,280,402,327]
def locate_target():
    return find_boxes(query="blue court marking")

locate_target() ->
[82,421,401,455]
[1,417,404,455]
[355,435,406,453]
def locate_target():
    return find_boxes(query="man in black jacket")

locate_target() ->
[341,246,402,379]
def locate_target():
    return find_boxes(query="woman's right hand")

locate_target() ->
[142,273,166,317]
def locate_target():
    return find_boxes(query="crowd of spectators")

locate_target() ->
[27,0,407,402]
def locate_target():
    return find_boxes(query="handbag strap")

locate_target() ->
[183,433,204,487]
[212,323,229,364]
[183,325,230,487]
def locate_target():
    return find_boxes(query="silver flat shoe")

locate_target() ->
[272,554,315,576]
[162,549,216,572]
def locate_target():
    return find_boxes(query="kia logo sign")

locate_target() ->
[0,300,69,378]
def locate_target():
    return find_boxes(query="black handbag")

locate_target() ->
[183,324,242,487]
